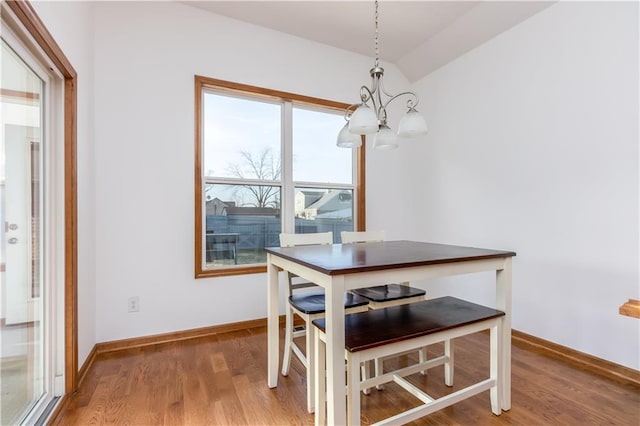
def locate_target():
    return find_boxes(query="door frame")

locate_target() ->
[4,0,78,394]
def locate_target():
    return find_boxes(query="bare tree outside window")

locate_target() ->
[227,148,281,208]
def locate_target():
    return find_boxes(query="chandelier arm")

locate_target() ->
[359,85,379,114]
[381,91,420,111]
[344,103,359,121]
[378,77,420,109]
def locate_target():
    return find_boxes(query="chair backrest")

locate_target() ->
[341,230,408,286]
[279,231,333,248]
[279,232,333,293]
[341,230,386,244]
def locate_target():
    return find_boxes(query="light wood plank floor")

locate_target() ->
[53,327,639,425]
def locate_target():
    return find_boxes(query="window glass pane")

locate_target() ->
[1,39,46,424]
[295,187,353,243]
[204,92,281,180]
[292,107,353,184]
[205,184,281,267]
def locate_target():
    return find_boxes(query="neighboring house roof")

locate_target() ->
[206,198,236,207]
[298,191,324,208]
[306,191,352,214]
[206,198,236,215]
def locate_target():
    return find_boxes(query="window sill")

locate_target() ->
[196,264,267,279]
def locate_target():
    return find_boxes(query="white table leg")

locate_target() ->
[496,257,512,410]
[267,254,280,388]
[325,275,347,425]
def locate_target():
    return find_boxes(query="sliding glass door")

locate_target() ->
[1,24,61,425]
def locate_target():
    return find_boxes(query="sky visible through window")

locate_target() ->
[204,93,353,185]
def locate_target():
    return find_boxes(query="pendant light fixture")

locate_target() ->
[337,0,428,149]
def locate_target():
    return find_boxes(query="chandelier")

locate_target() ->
[337,0,428,149]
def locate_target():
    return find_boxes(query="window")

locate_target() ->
[195,76,365,277]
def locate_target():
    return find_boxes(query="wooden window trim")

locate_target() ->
[5,0,79,393]
[194,75,365,278]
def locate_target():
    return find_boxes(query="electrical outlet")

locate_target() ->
[128,296,140,313]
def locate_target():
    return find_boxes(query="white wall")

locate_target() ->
[410,2,639,369]
[31,1,96,366]
[91,1,411,343]
[32,0,638,371]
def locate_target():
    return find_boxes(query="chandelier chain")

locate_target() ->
[374,0,379,67]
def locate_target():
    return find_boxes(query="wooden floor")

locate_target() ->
[53,327,639,425]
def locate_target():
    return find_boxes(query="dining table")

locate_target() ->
[264,240,516,425]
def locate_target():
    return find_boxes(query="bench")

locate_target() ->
[312,296,505,425]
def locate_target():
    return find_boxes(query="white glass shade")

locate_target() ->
[348,104,379,135]
[397,108,428,138]
[373,124,398,150]
[336,122,362,148]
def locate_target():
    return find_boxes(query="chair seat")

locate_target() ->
[353,283,426,302]
[289,292,369,315]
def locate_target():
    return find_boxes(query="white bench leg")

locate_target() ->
[444,339,454,386]
[314,329,326,426]
[347,352,361,426]
[490,321,502,415]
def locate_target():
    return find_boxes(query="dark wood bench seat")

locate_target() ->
[314,296,504,352]
[312,296,505,425]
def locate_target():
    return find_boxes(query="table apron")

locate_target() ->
[268,256,509,290]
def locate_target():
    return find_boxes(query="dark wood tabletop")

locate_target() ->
[264,240,516,276]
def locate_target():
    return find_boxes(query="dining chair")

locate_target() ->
[340,230,429,387]
[279,231,370,413]
[340,230,426,307]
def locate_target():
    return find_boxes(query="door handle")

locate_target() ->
[8,237,18,244]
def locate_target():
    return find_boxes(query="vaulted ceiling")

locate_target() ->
[182,1,553,82]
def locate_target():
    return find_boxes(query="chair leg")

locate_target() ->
[306,319,316,413]
[419,346,427,375]
[444,338,454,387]
[281,307,293,376]
[361,361,371,395]
[375,357,384,390]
